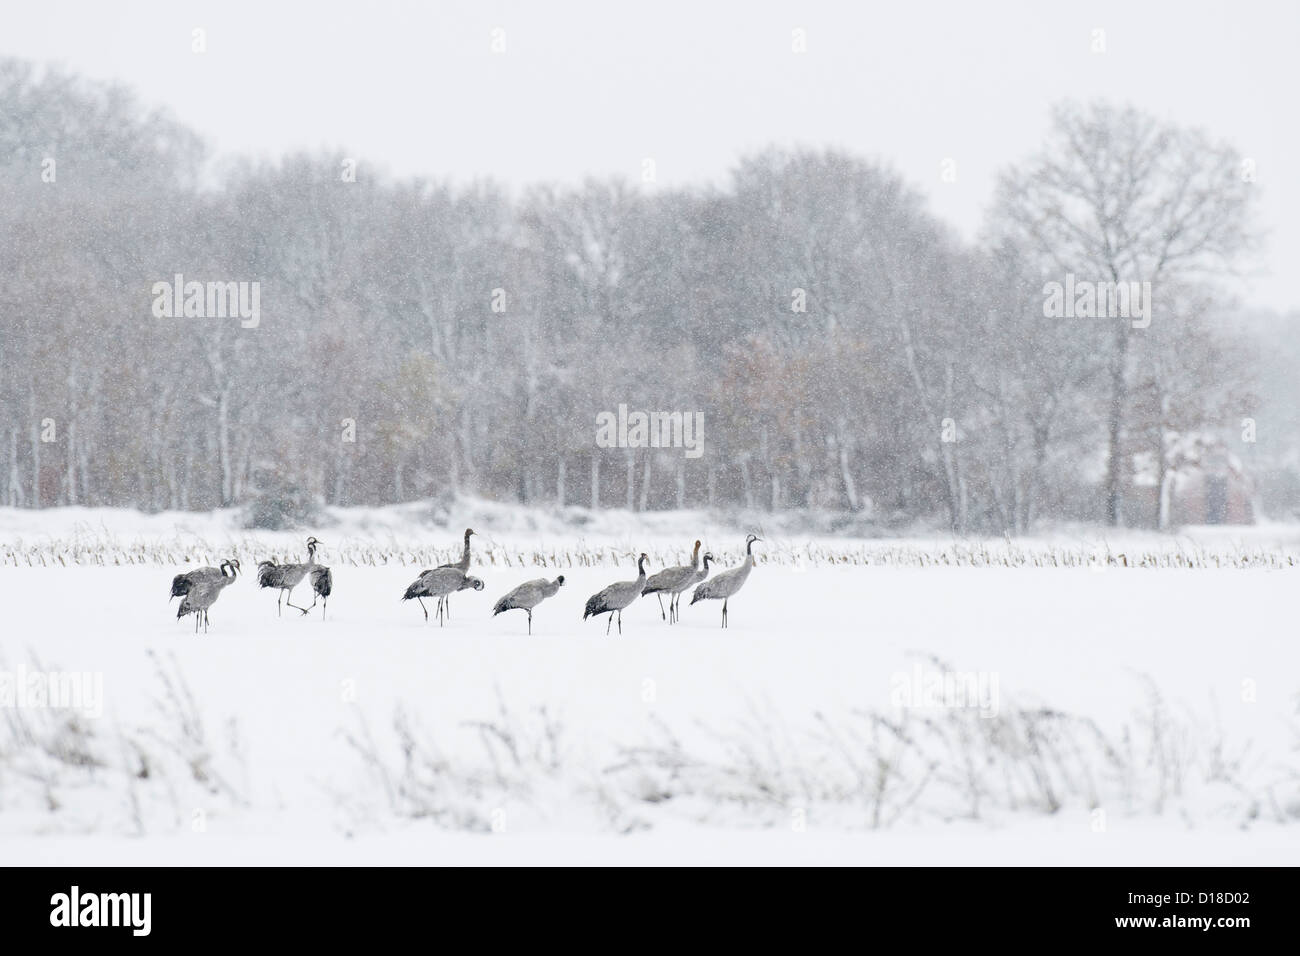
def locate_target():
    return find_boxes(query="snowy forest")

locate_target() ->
[2,56,1296,533]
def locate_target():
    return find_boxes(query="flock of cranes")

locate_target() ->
[169,529,761,634]
[254,536,333,618]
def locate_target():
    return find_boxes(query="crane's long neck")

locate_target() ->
[637,555,647,580]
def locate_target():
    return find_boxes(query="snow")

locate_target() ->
[1,504,1297,864]
[14,820,1300,867]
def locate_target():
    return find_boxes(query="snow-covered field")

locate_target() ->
[2,503,1298,865]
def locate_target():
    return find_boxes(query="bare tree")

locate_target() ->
[990,102,1259,526]
[0,62,1280,531]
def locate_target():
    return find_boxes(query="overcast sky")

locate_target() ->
[5,0,1296,312]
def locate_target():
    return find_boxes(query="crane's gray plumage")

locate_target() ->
[642,539,701,623]
[433,527,475,620]
[177,559,238,633]
[438,527,475,573]
[584,553,649,635]
[690,535,760,628]
[403,566,481,626]
[257,537,322,616]
[304,565,333,619]
[684,552,715,593]
[171,558,240,600]
[493,576,565,634]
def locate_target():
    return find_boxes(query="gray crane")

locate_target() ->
[584,553,649,635]
[434,527,475,620]
[403,566,483,625]
[642,539,701,623]
[684,551,715,594]
[256,536,322,616]
[176,559,239,633]
[303,565,333,619]
[171,558,240,601]
[492,576,565,634]
[689,535,760,628]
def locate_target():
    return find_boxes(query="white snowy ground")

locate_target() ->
[1,502,1298,865]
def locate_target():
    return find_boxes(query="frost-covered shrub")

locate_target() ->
[337,672,1291,834]
[241,481,324,530]
[0,651,246,835]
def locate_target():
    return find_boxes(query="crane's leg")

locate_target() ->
[284,586,310,614]
[656,594,665,620]
[322,596,327,620]
[417,596,428,621]
[194,613,199,634]
[605,612,613,636]
[617,609,623,635]
[722,598,728,629]
[445,595,451,620]
[277,591,283,616]
[527,609,532,635]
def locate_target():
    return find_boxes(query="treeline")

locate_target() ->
[0,58,1279,530]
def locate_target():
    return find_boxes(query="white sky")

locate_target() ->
[4,0,1296,311]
